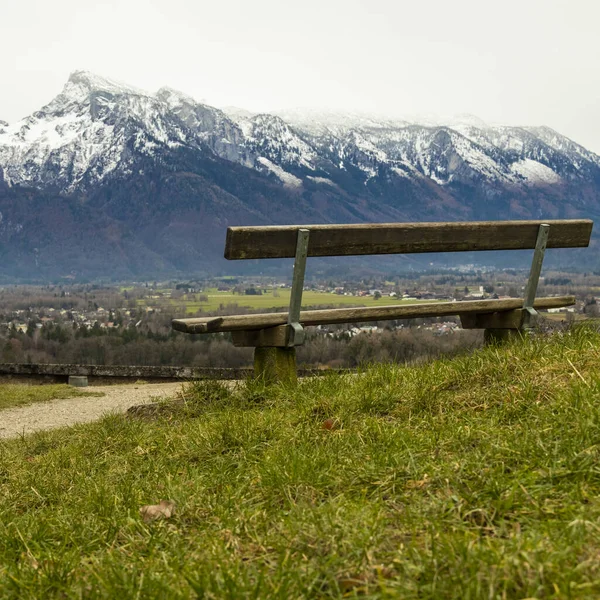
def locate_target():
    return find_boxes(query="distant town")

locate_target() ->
[0,269,598,368]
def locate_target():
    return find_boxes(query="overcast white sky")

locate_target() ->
[1,0,599,151]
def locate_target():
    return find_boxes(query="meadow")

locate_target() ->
[142,288,436,314]
[1,326,600,597]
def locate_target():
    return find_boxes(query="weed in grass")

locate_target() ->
[183,378,233,406]
[239,376,291,407]
[127,379,236,420]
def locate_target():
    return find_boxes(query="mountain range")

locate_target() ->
[0,71,599,280]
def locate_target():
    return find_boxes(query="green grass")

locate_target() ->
[2,327,600,597]
[0,384,104,410]
[141,288,436,314]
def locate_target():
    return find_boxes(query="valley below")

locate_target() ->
[1,269,597,371]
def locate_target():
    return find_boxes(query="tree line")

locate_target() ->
[0,315,482,369]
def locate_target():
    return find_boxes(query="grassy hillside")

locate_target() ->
[1,326,600,598]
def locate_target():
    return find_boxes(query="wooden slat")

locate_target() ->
[460,310,524,330]
[224,220,593,259]
[232,325,289,347]
[172,296,575,334]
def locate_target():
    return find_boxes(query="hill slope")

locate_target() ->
[1,326,600,597]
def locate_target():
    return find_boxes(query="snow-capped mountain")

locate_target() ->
[2,70,600,194]
[0,71,598,279]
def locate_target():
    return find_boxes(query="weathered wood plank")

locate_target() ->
[232,325,290,347]
[460,310,524,330]
[224,220,593,259]
[172,296,575,334]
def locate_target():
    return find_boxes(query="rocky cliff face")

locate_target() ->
[0,71,598,280]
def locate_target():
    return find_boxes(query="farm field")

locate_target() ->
[141,288,438,314]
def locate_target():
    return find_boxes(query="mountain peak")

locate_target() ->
[407,113,490,129]
[273,107,410,135]
[64,71,149,99]
[221,106,255,121]
[156,86,198,108]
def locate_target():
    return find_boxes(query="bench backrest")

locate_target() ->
[224,220,593,260]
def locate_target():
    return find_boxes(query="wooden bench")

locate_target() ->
[173,219,593,384]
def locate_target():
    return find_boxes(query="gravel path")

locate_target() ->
[0,382,184,439]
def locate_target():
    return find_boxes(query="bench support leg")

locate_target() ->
[462,311,524,345]
[253,347,297,386]
[521,223,550,330]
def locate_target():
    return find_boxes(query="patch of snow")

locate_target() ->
[307,175,337,187]
[391,167,411,178]
[511,159,561,184]
[1,113,87,149]
[350,131,389,163]
[246,115,316,169]
[257,157,302,188]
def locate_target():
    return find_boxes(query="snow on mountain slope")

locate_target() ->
[274,110,600,187]
[155,87,253,165]
[242,114,317,170]
[273,107,410,136]
[1,70,599,195]
[0,71,192,191]
[256,157,303,188]
[511,158,562,184]
[524,126,600,171]
[347,126,509,184]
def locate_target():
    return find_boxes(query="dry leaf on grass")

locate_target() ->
[321,418,340,431]
[139,500,176,523]
[337,574,370,593]
[20,552,39,570]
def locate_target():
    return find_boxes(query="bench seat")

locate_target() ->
[173,295,575,335]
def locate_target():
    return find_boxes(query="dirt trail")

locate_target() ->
[0,382,183,439]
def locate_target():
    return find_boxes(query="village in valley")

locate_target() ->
[0,268,597,369]
[2,269,596,334]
